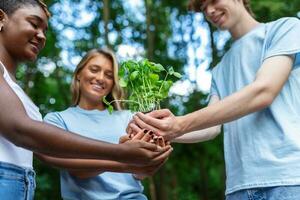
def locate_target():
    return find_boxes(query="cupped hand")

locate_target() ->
[129,109,183,141]
[119,137,172,167]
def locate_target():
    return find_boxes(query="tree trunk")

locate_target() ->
[103,0,111,48]
[199,154,209,200]
[157,168,168,200]
[148,177,157,200]
[145,0,154,60]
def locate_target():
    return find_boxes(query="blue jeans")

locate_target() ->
[226,186,300,200]
[0,162,36,200]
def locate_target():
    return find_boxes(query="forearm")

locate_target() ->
[36,153,133,173]
[179,81,272,134]
[14,118,122,160]
[173,125,221,143]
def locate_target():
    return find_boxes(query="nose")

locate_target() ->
[96,72,105,83]
[36,29,46,48]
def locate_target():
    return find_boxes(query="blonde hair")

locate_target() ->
[71,48,124,110]
[188,0,254,17]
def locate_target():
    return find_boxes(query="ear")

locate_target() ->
[0,9,7,21]
[0,9,7,31]
[76,73,81,81]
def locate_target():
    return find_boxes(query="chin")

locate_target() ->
[23,52,38,62]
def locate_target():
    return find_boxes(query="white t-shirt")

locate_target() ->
[0,61,42,168]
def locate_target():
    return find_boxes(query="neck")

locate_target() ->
[0,46,18,75]
[229,12,260,40]
[78,99,106,111]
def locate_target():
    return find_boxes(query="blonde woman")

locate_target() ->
[38,49,163,199]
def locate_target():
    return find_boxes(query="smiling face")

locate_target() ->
[0,5,48,62]
[76,54,114,109]
[201,0,246,30]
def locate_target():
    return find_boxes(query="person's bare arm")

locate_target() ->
[131,55,294,140]
[34,130,172,179]
[173,95,221,143]
[35,153,130,179]
[0,73,171,166]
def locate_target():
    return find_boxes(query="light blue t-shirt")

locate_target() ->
[44,106,147,200]
[210,17,300,195]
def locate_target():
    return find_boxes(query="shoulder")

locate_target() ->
[267,17,300,33]
[44,107,75,127]
[269,17,299,25]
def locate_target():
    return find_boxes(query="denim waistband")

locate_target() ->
[0,161,35,177]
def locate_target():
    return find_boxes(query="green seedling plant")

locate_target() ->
[103,59,182,113]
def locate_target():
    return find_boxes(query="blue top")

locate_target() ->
[210,17,300,195]
[44,106,147,200]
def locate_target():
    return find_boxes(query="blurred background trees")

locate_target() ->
[18,0,299,199]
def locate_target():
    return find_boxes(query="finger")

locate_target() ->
[158,136,165,147]
[133,115,160,133]
[137,140,159,151]
[153,137,159,146]
[129,121,143,134]
[126,119,135,134]
[132,129,147,140]
[127,127,132,135]
[151,147,173,164]
[141,130,154,142]
[136,112,168,131]
[147,109,172,118]
[119,135,130,144]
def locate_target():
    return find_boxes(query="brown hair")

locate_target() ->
[71,48,124,110]
[188,0,254,17]
[37,0,51,18]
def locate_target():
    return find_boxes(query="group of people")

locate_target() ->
[0,0,299,200]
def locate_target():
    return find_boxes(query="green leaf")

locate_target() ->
[130,71,139,80]
[107,105,114,114]
[168,67,175,75]
[150,63,165,72]
[102,96,110,106]
[173,72,182,78]
[149,73,159,82]
[119,78,128,87]
[102,96,114,114]
[118,65,126,77]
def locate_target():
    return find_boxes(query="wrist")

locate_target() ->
[177,114,193,135]
[111,143,128,163]
[176,116,187,136]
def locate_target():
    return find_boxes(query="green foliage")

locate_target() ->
[105,59,181,112]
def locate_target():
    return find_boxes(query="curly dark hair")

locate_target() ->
[188,0,254,17]
[0,0,50,17]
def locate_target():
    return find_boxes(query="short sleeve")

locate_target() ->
[264,17,300,61]
[44,112,67,130]
[206,74,220,103]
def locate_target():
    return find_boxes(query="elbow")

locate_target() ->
[13,117,39,151]
[253,82,277,110]
[209,126,221,140]
[2,116,28,148]
[34,153,49,163]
